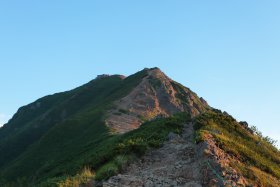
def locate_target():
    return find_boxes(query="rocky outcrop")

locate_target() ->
[202,133,249,187]
[239,121,254,134]
[101,123,248,187]
[105,68,209,133]
[102,123,206,187]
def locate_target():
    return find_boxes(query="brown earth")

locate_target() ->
[98,123,249,187]
[105,68,209,134]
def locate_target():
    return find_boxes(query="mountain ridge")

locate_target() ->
[105,67,209,133]
[0,68,279,187]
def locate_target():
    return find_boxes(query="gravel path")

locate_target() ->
[102,123,207,187]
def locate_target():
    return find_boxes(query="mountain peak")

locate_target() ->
[105,68,209,133]
[144,67,163,74]
[0,68,279,187]
[143,67,160,70]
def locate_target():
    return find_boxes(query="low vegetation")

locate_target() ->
[1,68,278,187]
[38,168,95,187]
[41,113,189,186]
[194,110,280,186]
[1,113,189,186]
[0,69,149,186]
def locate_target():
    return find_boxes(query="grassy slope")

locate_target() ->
[0,91,74,168]
[0,69,149,186]
[171,81,208,113]
[38,113,190,187]
[194,110,280,186]
[2,68,278,187]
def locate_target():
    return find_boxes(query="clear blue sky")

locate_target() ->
[0,1,279,146]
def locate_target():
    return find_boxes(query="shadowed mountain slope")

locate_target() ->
[0,68,210,186]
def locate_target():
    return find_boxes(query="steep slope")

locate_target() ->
[194,110,280,186]
[106,67,209,133]
[102,122,213,187]
[1,68,278,187]
[0,90,74,167]
[101,110,280,187]
[0,70,146,185]
[0,68,209,186]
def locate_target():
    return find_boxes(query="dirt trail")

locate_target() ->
[102,123,212,187]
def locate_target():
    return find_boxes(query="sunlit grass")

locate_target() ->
[194,110,280,186]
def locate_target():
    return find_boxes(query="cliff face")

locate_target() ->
[105,68,209,133]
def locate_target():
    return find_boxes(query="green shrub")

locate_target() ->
[3,112,190,186]
[95,162,118,180]
[37,167,95,187]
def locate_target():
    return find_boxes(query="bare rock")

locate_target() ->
[105,68,209,134]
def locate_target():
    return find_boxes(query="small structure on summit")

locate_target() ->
[96,74,110,79]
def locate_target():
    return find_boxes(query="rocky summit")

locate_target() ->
[105,68,209,133]
[0,68,279,187]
